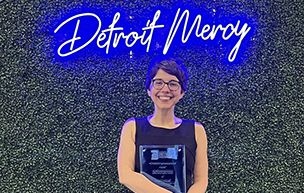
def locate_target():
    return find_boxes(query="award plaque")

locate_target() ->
[139,145,186,193]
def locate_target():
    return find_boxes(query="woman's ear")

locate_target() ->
[147,89,151,97]
[180,91,185,99]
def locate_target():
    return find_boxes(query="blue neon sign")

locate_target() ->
[54,7,253,62]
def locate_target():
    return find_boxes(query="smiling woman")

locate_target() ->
[117,57,208,193]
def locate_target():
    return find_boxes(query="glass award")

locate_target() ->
[139,145,186,193]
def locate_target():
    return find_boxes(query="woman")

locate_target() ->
[117,57,208,193]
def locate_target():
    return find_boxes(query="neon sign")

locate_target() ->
[54,8,252,62]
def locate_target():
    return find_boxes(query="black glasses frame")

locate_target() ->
[151,79,181,91]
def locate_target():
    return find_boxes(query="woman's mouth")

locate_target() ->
[158,96,172,100]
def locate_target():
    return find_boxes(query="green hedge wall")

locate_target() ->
[0,0,302,192]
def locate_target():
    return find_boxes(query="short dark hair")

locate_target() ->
[145,56,188,93]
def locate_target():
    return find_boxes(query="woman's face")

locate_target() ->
[147,69,185,110]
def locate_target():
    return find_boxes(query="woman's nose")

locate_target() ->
[161,83,171,92]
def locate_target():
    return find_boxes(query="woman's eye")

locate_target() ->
[170,82,178,87]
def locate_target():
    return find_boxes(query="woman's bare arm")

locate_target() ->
[187,122,208,193]
[117,118,172,193]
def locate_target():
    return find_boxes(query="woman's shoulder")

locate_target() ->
[194,121,205,129]
[193,121,207,143]
[122,118,136,130]
[123,117,147,128]
[181,119,206,135]
[194,121,206,134]
[181,118,201,126]
[124,117,135,123]
[121,118,137,141]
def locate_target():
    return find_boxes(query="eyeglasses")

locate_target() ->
[152,79,181,91]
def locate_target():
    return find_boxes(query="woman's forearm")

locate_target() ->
[187,182,208,193]
[119,171,172,193]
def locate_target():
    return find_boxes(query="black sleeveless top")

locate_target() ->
[134,117,197,191]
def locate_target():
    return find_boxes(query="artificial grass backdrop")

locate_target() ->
[0,0,303,192]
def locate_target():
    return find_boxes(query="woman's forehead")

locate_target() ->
[153,69,179,81]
